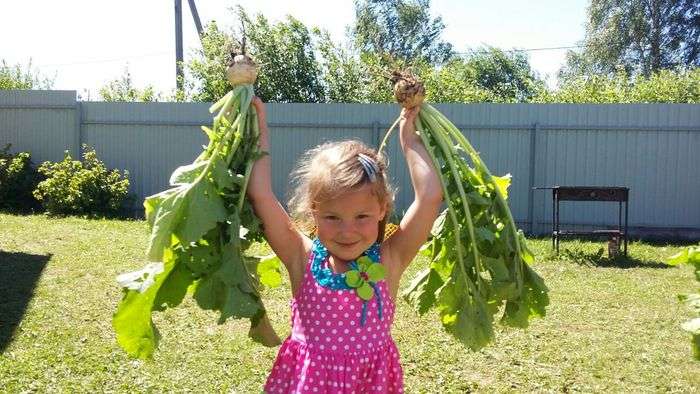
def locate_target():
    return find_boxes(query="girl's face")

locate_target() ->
[312,184,386,263]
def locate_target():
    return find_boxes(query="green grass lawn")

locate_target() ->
[1,212,698,392]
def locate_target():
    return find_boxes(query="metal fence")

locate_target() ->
[1,90,699,238]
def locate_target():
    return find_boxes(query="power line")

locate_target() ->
[37,52,172,68]
[454,45,586,55]
[33,44,586,70]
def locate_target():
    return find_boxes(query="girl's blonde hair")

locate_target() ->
[288,140,395,242]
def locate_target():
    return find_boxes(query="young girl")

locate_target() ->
[247,97,443,393]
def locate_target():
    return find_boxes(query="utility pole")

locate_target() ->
[174,0,204,92]
[174,0,184,91]
[188,0,204,40]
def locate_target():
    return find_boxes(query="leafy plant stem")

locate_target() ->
[419,108,484,292]
[424,104,524,287]
[377,116,402,156]
[413,115,471,294]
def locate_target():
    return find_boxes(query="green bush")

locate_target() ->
[533,68,700,103]
[0,144,42,212]
[33,145,133,217]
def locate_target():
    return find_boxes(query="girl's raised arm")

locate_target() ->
[385,106,443,271]
[247,98,309,275]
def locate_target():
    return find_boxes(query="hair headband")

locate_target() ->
[357,153,379,183]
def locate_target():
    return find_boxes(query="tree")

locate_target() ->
[98,67,159,102]
[562,0,700,78]
[187,8,325,103]
[187,20,236,102]
[462,47,545,102]
[533,68,700,103]
[421,59,495,103]
[352,0,453,65]
[0,60,53,90]
[238,8,325,103]
[315,29,366,102]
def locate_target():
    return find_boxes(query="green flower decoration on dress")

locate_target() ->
[344,256,386,300]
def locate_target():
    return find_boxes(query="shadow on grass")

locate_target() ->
[0,250,51,353]
[549,247,673,269]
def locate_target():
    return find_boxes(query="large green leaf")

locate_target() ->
[191,275,223,311]
[257,254,282,289]
[402,268,444,315]
[500,264,550,328]
[219,285,261,324]
[169,161,208,186]
[177,241,221,277]
[144,188,179,229]
[146,187,188,261]
[491,174,511,199]
[435,273,494,350]
[175,180,227,245]
[112,251,177,359]
[209,154,236,190]
[482,256,517,301]
[153,260,194,311]
[193,274,261,323]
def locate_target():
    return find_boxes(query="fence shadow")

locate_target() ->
[0,250,51,353]
[550,247,674,269]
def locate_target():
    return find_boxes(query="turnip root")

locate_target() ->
[381,71,549,351]
[390,70,425,109]
[227,53,258,86]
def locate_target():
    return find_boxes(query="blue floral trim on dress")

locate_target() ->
[310,238,383,326]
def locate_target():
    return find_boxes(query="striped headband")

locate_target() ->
[357,153,380,183]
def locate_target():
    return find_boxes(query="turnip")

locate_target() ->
[113,51,282,360]
[226,52,258,86]
[384,71,549,350]
[390,70,425,109]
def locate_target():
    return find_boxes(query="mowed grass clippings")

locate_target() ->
[1,213,698,392]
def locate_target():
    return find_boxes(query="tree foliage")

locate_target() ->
[237,7,325,103]
[352,0,453,65]
[534,68,700,103]
[315,29,367,103]
[99,67,159,102]
[0,60,53,90]
[187,21,236,102]
[461,48,545,102]
[562,0,700,79]
[187,8,325,103]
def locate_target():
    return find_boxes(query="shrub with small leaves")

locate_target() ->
[0,144,42,212]
[33,145,132,217]
[667,245,700,360]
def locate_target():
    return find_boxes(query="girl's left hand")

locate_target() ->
[251,96,266,119]
[250,96,270,145]
[399,105,421,141]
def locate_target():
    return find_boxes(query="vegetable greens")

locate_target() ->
[113,85,282,359]
[400,103,550,350]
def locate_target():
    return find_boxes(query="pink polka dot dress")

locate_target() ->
[264,239,404,393]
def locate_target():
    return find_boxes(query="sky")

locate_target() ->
[2,0,590,99]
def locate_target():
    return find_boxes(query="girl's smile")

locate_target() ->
[312,184,387,265]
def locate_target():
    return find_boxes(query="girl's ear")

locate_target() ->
[376,205,390,243]
[379,203,388,221]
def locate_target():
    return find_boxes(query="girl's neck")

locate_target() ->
[328,254,353,274]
